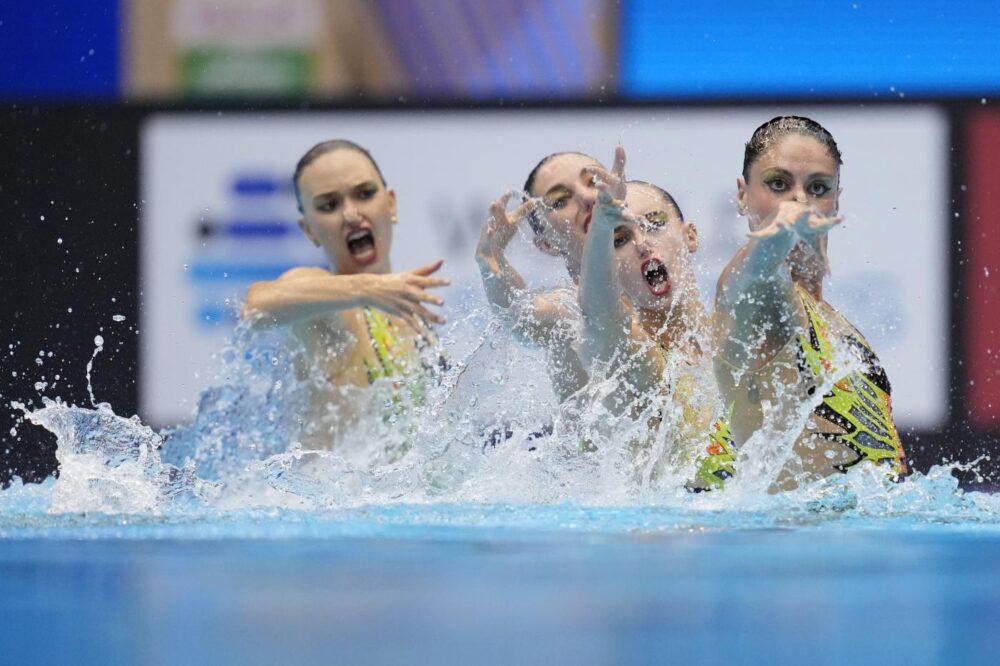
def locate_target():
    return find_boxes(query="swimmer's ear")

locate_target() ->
[298,217,321,248]
[387,188,398,221]
[681,221,699,253]
[736,177,748,216]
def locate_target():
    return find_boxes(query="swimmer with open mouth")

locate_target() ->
[240,139,449,451]
[577,146,713,463]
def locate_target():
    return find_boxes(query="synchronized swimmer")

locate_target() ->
[241,117,906,491]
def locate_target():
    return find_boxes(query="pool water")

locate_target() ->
[2,506,998,665]
[6,313,999,664]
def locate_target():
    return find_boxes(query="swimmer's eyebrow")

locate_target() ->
[758,167,792,179]
[311,180,378,202]
[311,191,340,205]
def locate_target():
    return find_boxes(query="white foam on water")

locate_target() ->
[6,285,999,534]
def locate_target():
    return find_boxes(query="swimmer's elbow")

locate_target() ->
[241,282,278,326]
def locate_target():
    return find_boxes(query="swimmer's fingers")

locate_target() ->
[508,198,537,225]
[484,195,528,250]
[412,274,451,290]
[402,300,445,327]
[488,193,516,224]
[611,145,627,181]
[396,308,433,337]
[384,293,443,329]
[798,213,843,236]
[408,259,445,277]
[402,283,446,307]
[586,165,626,201]
[747,220,796,240]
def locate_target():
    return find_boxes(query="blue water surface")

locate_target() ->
[1,505,998,666]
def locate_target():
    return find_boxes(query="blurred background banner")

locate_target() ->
[125,0,616,99]
[1,0,999,480]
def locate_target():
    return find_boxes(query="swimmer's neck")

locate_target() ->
[790,258,825,301]
[637,295,706,358]
[565,255,582,285]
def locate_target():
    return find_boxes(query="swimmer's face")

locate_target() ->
[296,148,397,275]
[529,153,602,265]
[613,184,698,311]
[737,133,841,231]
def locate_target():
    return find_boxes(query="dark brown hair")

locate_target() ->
[742,116,843,180]
[627,180,685,221]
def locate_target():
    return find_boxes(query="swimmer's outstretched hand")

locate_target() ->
[364,259,450,334]
[745,202,840,277]
[747,201,843,241]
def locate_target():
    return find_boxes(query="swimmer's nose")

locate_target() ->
[793,187,808,203]
[342,201,362,222]
[635,233,652,256]
[577,186,597,209]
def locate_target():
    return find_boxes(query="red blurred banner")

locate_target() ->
[965,109,1000,427]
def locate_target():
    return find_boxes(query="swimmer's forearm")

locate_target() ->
[580,213,630,363]
[476,250,527,311]
[242,274,366,327]
[715,244,798,368]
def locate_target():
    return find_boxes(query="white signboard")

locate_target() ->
[141,107,949,429]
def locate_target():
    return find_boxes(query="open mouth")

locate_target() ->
[641,258,671,297]
[345,228,377,265]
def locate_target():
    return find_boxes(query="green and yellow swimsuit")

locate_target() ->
[691,285,906,490]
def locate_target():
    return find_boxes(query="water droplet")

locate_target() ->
[112,314,126,322]
[94,335,104,347]
[986,267,991,278]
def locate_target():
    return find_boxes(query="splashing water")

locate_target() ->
[5,287,1000,537]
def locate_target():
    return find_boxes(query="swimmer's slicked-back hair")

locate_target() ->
[628,180,685,222]
[293,139,387,211]
[742,116,843,181]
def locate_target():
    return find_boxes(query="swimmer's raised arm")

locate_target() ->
[580,148,665,395]
[715,200,841,368]
[579,148,634,363]
[242,260,449,334]
[476,193,532,310]
[476,194,577,343]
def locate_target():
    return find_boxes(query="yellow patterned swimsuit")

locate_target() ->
[691,286,906,490]
[361,307,445,387]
